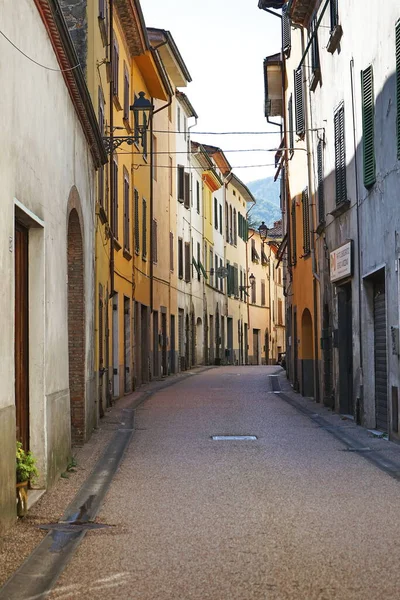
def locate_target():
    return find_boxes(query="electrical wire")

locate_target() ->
[0,29,81,72]
[151,130,281,135]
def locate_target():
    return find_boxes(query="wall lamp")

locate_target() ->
[258,221,268,242]
[103,91,153,154]
[239,273,255,296]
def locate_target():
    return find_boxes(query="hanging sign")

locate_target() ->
[330,241,352,282]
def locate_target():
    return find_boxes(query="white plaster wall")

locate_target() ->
[0,0,96,483]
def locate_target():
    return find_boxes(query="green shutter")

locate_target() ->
[334,104,346,204]
[396,21,400,159]
[361,65,376,188]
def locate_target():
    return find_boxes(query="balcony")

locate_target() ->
[287,0,318,27]
[258,0,285,8]
[264,53,283,117]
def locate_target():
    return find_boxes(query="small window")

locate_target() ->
[361,65,376,188]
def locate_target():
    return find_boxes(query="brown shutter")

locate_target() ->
[184,242,191,282]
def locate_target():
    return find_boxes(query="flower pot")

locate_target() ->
[16,481,28,517]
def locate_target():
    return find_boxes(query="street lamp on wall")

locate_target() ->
[249,273,256,287]
[103,91,153,154]
[258,221,268,242]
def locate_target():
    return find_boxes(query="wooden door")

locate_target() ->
[15,222,29,450]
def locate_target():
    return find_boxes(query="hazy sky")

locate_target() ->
[141,0,282,184]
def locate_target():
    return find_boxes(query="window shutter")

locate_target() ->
[178,238,183,279]
[152,219,157,264]
[261,281,266,306]
[184,172,190,208]
[124,176,130,251]
[170,232,174,271]
[330,0,338,31]
[288,94,294,154]
[282,5,291,56]
[397,21,400,159]
[317,140,325,224]
[294,68,304,136]
[219,204,223,234]
[113,161,118,238]
[291,199,297,266]
[334,104,346,204]
[184,242,191,282]
[178,166,184,202]
[361,66,376,188]
[302,187,310,256]
[123,68,129,121]
[196,180,200,212]
[134,189,139,253]
[234,266,239,297]
[214,197,218,229]
[233,209,237,244]
[142,199,147,258]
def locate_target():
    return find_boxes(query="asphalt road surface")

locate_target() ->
[49,366,400,600]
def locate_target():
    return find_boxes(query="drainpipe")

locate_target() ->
[109,0,115,298]
[302,28,320,403]
[350,57,364,422]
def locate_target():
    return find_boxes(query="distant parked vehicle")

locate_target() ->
[277,352,286,370]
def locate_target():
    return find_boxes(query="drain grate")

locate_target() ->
[211,435,258,441]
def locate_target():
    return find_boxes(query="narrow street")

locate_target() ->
[42,366,400,600]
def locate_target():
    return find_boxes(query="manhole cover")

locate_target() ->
[211,435,258,441]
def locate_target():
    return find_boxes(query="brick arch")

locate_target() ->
[67,208,85,446]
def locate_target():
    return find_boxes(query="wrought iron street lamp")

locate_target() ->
[258,221,268,242]
[103,91,153,154]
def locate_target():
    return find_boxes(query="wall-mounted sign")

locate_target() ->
[330,241,352,283]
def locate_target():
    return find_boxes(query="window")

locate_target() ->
[98,88,105,207]
[184,242,191,282]
[133,94,139,143]
[288,94,294,156]
[152,219,157,263]
[197,242,201,281]
[261,281,266,306]
[233,209,237,245]
[317,139,325,223]
[177,106,181,132]
[330,0,338,31]
[134,189,139,253]
[112,159,118,238]
[219,258,223,291]
[294,67,304,136]
[302,187,310,256]
[209,248,213,286]
[227,263,233,296]
[278,299,283,325]
[169,156,173,196]
[184,116,187,141]
[177,165,184,202]
[309,15,320,89]
[251,239,260,262]
[240,269,243,301]
[397,20,400,159]
[225,202,229,240]
[361,65,376,188]
[152,135,157,181]
[123,64,129,122]
[184,172,190,209]
[178,238,183,279]
[142,198,147,258]
[291,199,297,266]
[170,232,174,271]
[123,172,130,251]
[219,204,222,235]
[282,3,291,56]
[251,277,256,304]
[334,103,346,204]
[234,265,239,297]
[229,204,233,243]
[214,197,218,230]
[196,180,200,213]
[215,255,218,288]
[112,35,119,97]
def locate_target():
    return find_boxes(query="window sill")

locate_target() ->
[327,24,343,54]
[123,248,132,261]
[330,199,350,218]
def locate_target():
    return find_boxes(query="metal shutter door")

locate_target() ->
[374,280,388,431]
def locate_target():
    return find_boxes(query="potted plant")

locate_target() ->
[16,442,38,517]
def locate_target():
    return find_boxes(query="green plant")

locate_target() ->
[16,442,39,484]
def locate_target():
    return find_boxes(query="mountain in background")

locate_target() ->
[246,177,281,228]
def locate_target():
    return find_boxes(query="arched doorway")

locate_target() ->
[301,308,314,397]
[67,209,85,445]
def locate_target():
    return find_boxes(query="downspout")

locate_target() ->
[109,0,115,298]
[350,57,364,422]
[302,27,320,403]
